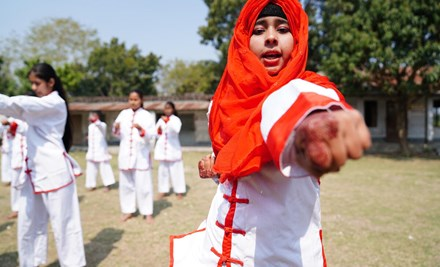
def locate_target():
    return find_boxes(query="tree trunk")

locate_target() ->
[395,96,411,156]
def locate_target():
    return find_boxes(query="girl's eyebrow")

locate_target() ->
[254,18,289,27]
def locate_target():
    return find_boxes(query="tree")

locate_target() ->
[1,18,99,68]
[13,58,42,95]
[199,0,246,71]
[57,63,89,96]
[159,59,219,95]
[318,0,440,155]
[86,38,161,96]
[0,56,17,95]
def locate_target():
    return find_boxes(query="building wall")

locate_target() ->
[347,96,440,141]
[71,110,209,147]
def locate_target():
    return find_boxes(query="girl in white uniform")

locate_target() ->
[154,101,186,199]
[0,63,86,267]
[0,118,13,185]
[113,89,156,223]
[85,111,115,191]
[4,118,28,219]
[170,1,371,266]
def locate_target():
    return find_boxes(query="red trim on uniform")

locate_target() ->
[320,229,327,267]
[33,179,74,194]
[169,227,206,267]
[223,194,250,204]
[140,129,146,137]
[265,94,349,171]
[9,121,18,136]
[210,180,249,267]
[215,220,246,236]
[211,247,243,266]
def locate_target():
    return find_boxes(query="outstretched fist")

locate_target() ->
[293,110,371,178]
[198,154,218,179]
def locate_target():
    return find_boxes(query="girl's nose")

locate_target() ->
[265,29,278,46]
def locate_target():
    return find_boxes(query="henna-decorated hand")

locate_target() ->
[293,110,371,178]
[198,154,218,179]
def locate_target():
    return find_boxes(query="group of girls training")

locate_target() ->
[0,63,186,266]
[0,0,372,266]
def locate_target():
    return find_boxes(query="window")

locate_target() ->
[434,100,440,128]
[364,100,378,128]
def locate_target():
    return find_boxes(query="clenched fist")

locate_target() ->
[293,110,371,178]
[198,154,218,179]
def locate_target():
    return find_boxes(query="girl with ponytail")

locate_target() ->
[0,62,86,266]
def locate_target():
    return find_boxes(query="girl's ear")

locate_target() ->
[48,78,56,89]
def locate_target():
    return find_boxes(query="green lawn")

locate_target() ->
[0,151,439,266]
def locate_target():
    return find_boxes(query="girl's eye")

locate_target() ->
[252,27,265,35]
[277,27,290,34]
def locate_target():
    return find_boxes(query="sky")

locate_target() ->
[0,0,219,63]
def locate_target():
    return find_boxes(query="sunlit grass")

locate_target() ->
[0,152,438,266]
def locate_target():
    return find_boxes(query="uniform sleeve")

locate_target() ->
[140,112,157,139]
[0,94,61,123]
[13,119,28,135]
[260,79,351,177]
[167,116,182,134]
[112,111,124,137]
[95,121,107,135]
[0,94,25,120]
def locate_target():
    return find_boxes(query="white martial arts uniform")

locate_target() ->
[1,124,13,184]
[85,119,115,189]
[0,91,86,267]
[154,115,186,194]
[114,108,156,216]
[9,118,28,212]
[171,79,349,267]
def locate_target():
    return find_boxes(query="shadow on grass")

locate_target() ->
[366,152,440,161]
[0,251,18,267]
[153,199,172,217]
[0,221,14,233]
[46,228,124,267]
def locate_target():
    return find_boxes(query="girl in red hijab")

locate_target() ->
[171,1,370,266]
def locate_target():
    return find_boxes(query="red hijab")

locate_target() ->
[210,0,341,182]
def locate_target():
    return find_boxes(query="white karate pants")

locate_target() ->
[119,169,153,216]
[1,152,11,183]
[18,178,86,267]
[85,160,115,189]
[11,168,21,212]
[157,160,186,194]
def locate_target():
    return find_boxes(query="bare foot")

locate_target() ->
[6,211,18,220]
[103,186,111,192]
[121,213,133,222]
[157,192,166,200]
[176,193,183,200]
[87,187,96,192]
[145,215,154,224]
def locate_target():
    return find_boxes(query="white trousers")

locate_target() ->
[85,160,115,189]
[157,160,186,194]
[18,178,86,267]
[119,169,153,216]
[1,152,11,183]
[11,168,21,212]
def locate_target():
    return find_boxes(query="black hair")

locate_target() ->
[90,110,104,121]
[165,101,178,116]
[28,63,73,152]
[129,89,144,108]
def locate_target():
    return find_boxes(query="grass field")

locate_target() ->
[0,151,439,266]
